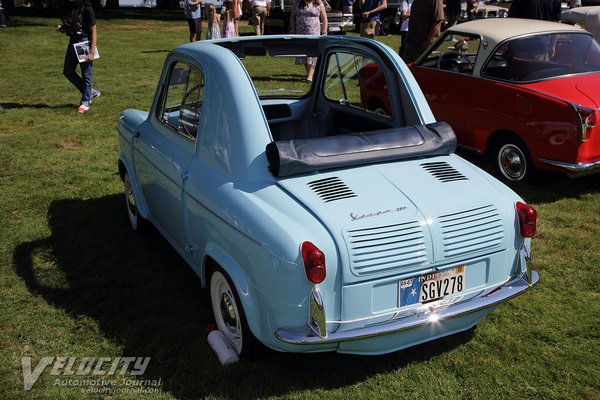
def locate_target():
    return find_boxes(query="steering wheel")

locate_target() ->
[178,84,202,138]
[437,52,473,72]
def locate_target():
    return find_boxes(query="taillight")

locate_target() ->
[576,106,597,141]
[301,241,326,284]
[516,202,537,238]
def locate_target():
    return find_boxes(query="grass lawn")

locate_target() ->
[0,10,599,400]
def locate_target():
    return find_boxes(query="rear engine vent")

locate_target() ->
[439,204,504,257]
[346,221,427,276]
[422,162,468,183]
[308,177,357,203]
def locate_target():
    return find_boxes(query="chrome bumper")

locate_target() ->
[328,23,355,34]
[275,271,539,345]
[539,158,600,174]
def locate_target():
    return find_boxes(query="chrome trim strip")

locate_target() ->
[275,271,539,345]
[539,158,600,173]
[308,286,327,338]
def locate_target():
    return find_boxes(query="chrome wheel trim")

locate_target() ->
[210,271,243,355]
[124,174,139,231]
[498,143,527,181]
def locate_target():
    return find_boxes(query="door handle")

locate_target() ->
[134,131,140,139]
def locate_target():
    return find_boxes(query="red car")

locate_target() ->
[405,19,600,181]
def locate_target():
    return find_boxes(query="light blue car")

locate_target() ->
[117,35,539,356]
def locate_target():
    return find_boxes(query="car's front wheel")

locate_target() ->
[209,269,257,356]
[123,172,147,231]
[493,138,533,182]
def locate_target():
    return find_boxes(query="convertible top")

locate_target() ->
[266,122,457,177]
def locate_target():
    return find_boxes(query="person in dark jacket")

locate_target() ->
[508,0,561,21]
[59,0,100,113]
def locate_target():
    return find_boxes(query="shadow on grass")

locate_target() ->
[13,194,476,399]
[1,102,75,110]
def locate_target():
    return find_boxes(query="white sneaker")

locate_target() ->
[77,104,90,113]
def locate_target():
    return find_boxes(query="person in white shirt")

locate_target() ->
[250,0,270,35]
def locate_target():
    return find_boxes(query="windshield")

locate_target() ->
[481,32,600,82]
[241,55,311,98]
[217,40,319,99]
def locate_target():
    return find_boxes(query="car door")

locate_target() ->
[134,60,204,254]
[410,33,482,149]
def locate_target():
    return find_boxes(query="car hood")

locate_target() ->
[277,155,517,284]
[519,73,600,109]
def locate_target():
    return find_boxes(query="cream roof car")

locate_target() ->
[447,18,584,43]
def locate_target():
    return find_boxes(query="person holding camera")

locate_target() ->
[359,0,387,39]
[59,0,100,113]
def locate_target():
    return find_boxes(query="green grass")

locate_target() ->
[1,11,599,400]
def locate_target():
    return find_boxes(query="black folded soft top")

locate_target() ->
[266,122,457,178]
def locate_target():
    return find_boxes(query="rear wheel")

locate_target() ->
[492,138,534,182]
[209,269,257,356]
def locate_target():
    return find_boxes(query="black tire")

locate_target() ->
[123,172,149,232]
[491,137,536,182]
[209,268,259,357]
[380,16,390,36]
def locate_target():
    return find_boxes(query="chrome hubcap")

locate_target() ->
[211,272,243,354]
[220,292,237,328]
[124,176,138,229]
[499,144,526,181]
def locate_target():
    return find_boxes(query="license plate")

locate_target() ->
[398,266,465,307]
[330,26,340,32]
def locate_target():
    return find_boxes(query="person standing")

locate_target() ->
[466,0,477,21]
[232,0,242,36]
[508,0,561,21]
[185,0,203,42]
[359,0,387,39]
[290,0,328,82]
[206,4,221,39]
[222,2,237,37]
[250,0,269,35]
[399,0,443,63]
[59,0,100,113]
[397,0,413,56]
[445,0,460,27]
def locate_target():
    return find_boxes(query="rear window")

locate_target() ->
[482,33,600,82]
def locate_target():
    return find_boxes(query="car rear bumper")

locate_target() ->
[539,158,600,175]
[275,270,539,346]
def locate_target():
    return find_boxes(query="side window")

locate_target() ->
[323,52,392,117]
[158,61,204,141]
[417,33,480,75]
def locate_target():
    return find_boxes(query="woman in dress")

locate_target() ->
[290,0,328,82]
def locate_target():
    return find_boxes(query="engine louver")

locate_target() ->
[422,162,468,183]
[308,177,357,203]
[440,204,504,257]
[346,221,427,276]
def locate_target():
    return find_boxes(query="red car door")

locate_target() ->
[411,67,477,149]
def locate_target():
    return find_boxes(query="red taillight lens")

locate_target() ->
[301,241,326,284]
[516,201,537,238]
